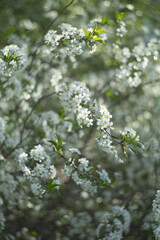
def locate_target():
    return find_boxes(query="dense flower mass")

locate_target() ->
[18,145,59,197]
[114,39,160,87]
[0,117,6,144]
[56,81,93,127]
[45,23,85,57]
[96,206,131,240]
[153,190,160,240]
[0,44,28,77]
[0,0,160,239]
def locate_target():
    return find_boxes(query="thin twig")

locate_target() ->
[4,91,56,158]
[28,0,75,73]
[60,153,97,181]
[20,91,56,142]
[140,78,160,87]
[4,134,29,158]
[92,114,121,145]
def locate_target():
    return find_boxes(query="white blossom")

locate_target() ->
[0,117,6,143]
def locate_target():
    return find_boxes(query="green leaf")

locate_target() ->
[96,29,106,34]
[7,26,15,35]
[48,180,60,193]
[57,134,62,143]
[13,56,18,59]
[102,182,112,188]
[125,152,128,157]
[83,28,89,37]
[48,140,59,149]
[115,12,126,21]
[93,37,102,41]
[48,180,55,191]
[58,107,65,119]
[102,16,114,25]
[93,37,105,44]
[30,231,37,237]
[86,42,91,49]
[135,142,145,150]
[128,147,136,154]
[56,134,62,147]
[7,51,10,59]
[94,22,97,31]
[49,135,63,154]
[106,90,112,97]
[0,50,4,59]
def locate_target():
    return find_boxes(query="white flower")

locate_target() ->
[97,169,111,183]
[31,183,46,197]
[116,21,127,37]
[18,152,28,165]
[0,212,6,229]
[119,127,139,141]
[0,45,28,77]
[69,148,81,155]
[62,164,73,177]
[50,69,62,86]
[48,165,56,179]
[30,145,48,162]
[89,44,97,54]
[45,30,62,47]
[0,117,6,143]
[79,158,89,171]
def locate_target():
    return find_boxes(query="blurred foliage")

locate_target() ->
[1,0,160,239]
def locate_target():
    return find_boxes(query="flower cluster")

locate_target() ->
[0,44,28,78]
[117,64,142,87]
[0,211,6,230]
[69,212,93,238]
[0,167,18,209]
[0,117,6,144]
[45,23,85,57]
[153,190,160,240]
[72,171,98,193]
[50,69,62,86]
[62,157,97,194]
[116,21,127,38]
[62,155,111,194]
[115,39,160,87]
[18,145,60,197]
[1,1,159,239]
[56,81,141,161]
[96,169,111,184]
[95,104,122,162]
[119,127,139,141]
[57,81,93,127]
[96,206,131,240]
[45,22,106,59]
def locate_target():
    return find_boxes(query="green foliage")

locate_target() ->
[83,22,106,46]
[0,0,160,239]
[49,134,63,155]
[115,11,126,21]
[102,16,114,25]
[47,180,60,193]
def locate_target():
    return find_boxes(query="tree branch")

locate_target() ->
[4,91,56,158]
[28,0,75,73]
[20,91,56,142]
